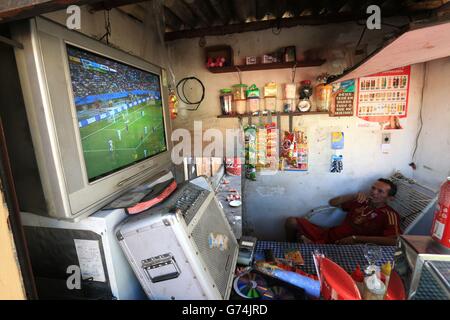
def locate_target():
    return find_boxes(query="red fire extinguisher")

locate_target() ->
[431,177,450,249]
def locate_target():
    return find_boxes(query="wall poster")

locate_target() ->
[357,66,411,130]
[330,79,355,117]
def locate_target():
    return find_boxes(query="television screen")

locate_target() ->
[66,45,167,182]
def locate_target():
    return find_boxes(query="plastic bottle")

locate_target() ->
[362,272,386,300]
[351,264,365,295]
[381,261,392,285]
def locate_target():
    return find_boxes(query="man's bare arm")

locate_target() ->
[329,194,355,207]
[329,193,367,207]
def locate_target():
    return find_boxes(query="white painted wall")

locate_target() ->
[412,57,450,190]
[168,22,424,240]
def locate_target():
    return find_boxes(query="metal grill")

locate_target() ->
[389,172,437,232]
[191,199,237,299]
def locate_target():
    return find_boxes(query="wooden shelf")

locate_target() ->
[217,111,329,118]
[208,60,326,73]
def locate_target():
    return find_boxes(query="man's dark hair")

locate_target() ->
[378,178,397,197]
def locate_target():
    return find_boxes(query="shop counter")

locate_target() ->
[216,174,242,239]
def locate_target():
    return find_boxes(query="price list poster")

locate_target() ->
[356,66,411,130]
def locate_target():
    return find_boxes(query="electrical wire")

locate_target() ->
[176,77,205,111]
[412,63,427,162]
[100,10,112,44]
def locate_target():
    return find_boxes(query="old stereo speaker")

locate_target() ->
[116,177,239,300]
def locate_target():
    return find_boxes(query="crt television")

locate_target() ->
[11,17,173,220]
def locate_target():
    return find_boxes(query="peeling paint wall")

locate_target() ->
[412,57,450,190]
[43,3,170,70]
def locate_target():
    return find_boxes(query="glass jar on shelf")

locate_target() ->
[232,84,248,101]
[282,99,296,113]
[264,96,277,113]
[315,74,332,112]
[219,88,233,115]
[235,99,247,115]
[247,97,260,114]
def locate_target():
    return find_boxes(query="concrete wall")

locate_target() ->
[43,3,169,69]
[168,22,424,240]
[242,63,424,240]
[412,57,450,190]
[168,20,408,133]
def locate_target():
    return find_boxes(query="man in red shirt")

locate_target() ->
[285,179,401,246]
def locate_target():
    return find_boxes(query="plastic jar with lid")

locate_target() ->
[219,88,233,115]
[284,83,296,100]
[247,97,260,114]
[232,84,248,101]
[315,82,333,112]
[264,96,277,112]
[235,99,247,115]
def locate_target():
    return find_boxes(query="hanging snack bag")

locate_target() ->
[281,131,295,159]
[264,82,278,97]
[246,84,260,98]
[265,122,278,169]
[256,127,267,168]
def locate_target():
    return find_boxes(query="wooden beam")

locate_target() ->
[165,13,376,41]
[286,0,308,17]
[274,0,288,18]
[256,0,272,20]
[435,0,450,16]
[208,0,231,24]
[406,0,449,11]
[231,0,255,23]
[164,7,183,31]
[115,4,146,22]
[0,0,101,23]
[164,0,198,29]
[320,0,343,14]
[380,0,400,14]
[338,1,353,14]
[184,0,216,27]
[0,34,24,49]
[89,0,146,11]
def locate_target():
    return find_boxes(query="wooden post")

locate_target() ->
[0,190,26,300]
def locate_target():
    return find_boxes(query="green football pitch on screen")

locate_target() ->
[79,100,166,181]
